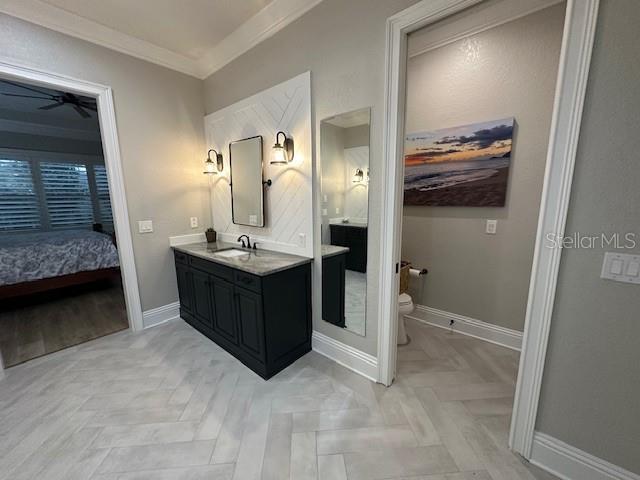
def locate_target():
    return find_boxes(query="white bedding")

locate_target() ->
[0,230,119,286]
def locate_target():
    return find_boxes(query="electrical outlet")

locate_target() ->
[486,219,497,235]
[190,217,198,228]
[298,233,306,248]
[138,220,153,233]
[323,194,328,203]
[335,207,340,214]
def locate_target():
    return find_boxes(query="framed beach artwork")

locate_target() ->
[404,117,514,206]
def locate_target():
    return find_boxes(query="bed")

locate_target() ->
[0,229,120,300]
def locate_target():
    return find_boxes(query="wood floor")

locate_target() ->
[0,317,558,480]
[0,279,128,367]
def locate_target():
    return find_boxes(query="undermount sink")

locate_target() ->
[213,248,251,258]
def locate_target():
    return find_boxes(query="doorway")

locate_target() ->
[377,0,599,461]
[0,61,143,370]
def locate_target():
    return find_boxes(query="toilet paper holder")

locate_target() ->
[399,261,428,294]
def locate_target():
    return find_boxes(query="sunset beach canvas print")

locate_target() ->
[404,117,514,206]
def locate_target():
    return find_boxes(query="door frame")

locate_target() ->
[377,0,599,460]
[0,60,144,347]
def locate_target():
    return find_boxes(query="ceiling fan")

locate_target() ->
[0,80,97,119]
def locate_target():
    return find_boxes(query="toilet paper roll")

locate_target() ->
[409,268,422,278]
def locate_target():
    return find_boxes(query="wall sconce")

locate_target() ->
[270,131,294,165]
[352,168,364,183]
[204,149,223,174]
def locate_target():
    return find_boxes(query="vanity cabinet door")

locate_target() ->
[191,269,213,330]
[235,287,265,362]
[322,253,346,328]
[210,276,238,344]
[175,262,194,314]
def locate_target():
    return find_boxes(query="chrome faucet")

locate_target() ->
[237,235,251,249]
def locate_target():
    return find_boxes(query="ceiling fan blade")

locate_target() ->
[73,104,91,118]
[1,80,57,97]
[78,102,97,111]
[38,102,64,111]
[1,93,55,100]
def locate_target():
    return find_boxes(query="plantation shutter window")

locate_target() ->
[41,162,94,229]
[0,158,41,231]
[93,165,114,225]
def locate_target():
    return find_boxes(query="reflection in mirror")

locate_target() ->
[320,108,370,336]
[229,136,265,227]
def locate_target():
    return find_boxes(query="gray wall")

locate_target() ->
[536,0,640,473]
[0,13,210,312]
[204,0,421,355]
[320,122,346,245]
[402,4,565,332]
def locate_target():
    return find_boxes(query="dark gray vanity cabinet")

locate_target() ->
[173,251,312,379]
[322,252,346,328]
[330,224,368,273]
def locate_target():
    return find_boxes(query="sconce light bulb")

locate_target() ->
[271,144,287,165]
[204,159,217,174]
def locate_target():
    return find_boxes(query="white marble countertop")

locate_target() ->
[172,241,312,276]
[321,244,350,258]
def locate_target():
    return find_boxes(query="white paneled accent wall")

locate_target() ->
[204,72,313,257]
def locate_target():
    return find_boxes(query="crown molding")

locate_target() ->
[0,0,203,78]
[198,0,324,79]
[0,0,324,80]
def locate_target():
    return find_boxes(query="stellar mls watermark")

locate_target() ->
[545,232,637,249]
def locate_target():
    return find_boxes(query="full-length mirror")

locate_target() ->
[229,136,265,227]
[320,108,370,336]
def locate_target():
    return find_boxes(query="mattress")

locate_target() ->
[0,230,120,286]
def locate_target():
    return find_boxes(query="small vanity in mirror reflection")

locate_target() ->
[229,136,267,227]
[320,108,370,336]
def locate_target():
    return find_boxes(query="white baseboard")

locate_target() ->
[531,432,640,480]
[406,305,523,351]
[312,331,378,382]
[143,301,180,329]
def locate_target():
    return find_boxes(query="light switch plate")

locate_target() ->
[190,217,198,228]
[138,220,153,233]
[486,219,497,235]
[600,252,640,284]
[322,209,327,216]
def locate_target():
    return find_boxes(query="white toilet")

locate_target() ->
[397,292,414,345]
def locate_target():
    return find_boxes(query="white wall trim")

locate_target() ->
[0,0,201,78]
[0,59,144,343]
[509,0,599,457]
[312,331,378,383]
[378,0,485,388]
[406,305,523,351]
[530,432,640,480]
[143,302,180,329]
[0,0,324,79]
[199,0,324,78]
[378,0,599,461]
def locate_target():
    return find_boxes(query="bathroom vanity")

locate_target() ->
[173,241,312,379]
[330,223,368,273]
[322,245,349,328]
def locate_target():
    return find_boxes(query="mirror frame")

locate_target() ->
[229,135,266,227]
